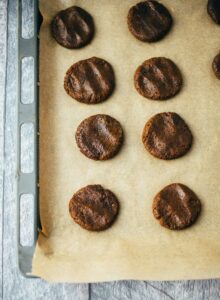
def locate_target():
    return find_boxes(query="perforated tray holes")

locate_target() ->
[21,57,34,104]
[20,123,34,173]
[22,0,34,39]
[19,194,34,247]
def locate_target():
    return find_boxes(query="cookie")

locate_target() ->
[153,183,201,230]
[212,53,220,79]
[64,57,115,104]
[75,114,123,160]
[51,6,94,49]
[127,1,173,42]
[69,185,120,231]
[142,112,193,160]
[134,57,182,100]
[207,0,220,24]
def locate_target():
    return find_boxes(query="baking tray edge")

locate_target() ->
[17,0,41,278]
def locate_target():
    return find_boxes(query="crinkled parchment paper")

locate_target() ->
[32,0,220,282]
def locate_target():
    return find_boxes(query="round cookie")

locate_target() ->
[207,0,220,24]
[127,1,173,42]
[69,185,120,231]
[142,112,193,160]
[152,183,201,230]
[134,57,182,100]
[75,114,123,160]
[51,6,94,49]
[64,57,115,104]
[212,53,220,79]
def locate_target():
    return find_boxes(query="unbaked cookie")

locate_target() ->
[212,53,220,79]
[207,0,220,24]
[142,112,193,160]
[51,6,94,49]
[75,114,124,160]
[134,57,182,100]
[69,185,120,231]
[152,183,201,230]
[64,57,115,104]
[127,1,173,42]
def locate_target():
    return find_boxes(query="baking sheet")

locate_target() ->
[33,0,220,282]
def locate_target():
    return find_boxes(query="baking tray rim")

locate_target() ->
[17,0,41,278]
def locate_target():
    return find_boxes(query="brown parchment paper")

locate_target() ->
[33,0,220,282]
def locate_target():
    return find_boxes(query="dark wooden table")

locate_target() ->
[1,0,220,298]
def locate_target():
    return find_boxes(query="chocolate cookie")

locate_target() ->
[69,185,120,231]
[152,183,201,230]
[127,1,173,42]
[134,57,182,100]
[142,112,193,160]
[212,53,220,79]
[75,114,123,160]
[64,57,115,104]
[51,6,94,49]
[207,0,220,24]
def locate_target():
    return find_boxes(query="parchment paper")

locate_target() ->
[33,0,220,282]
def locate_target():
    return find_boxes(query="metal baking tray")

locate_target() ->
[17,0,41,277]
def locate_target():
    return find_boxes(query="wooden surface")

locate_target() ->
[1,0,220,298]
